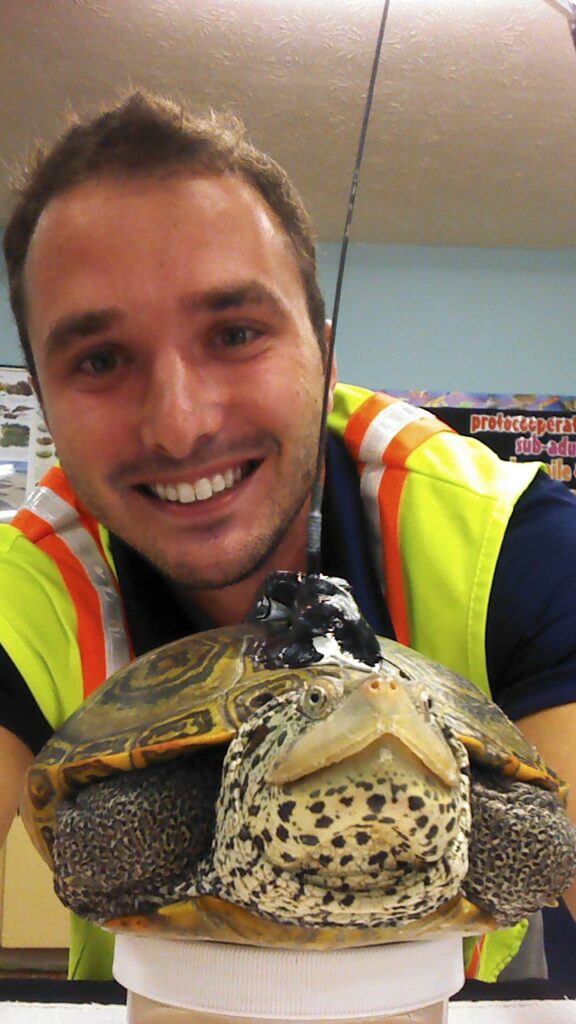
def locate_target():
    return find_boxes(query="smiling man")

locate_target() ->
[24,172,330,621]
[1,93,575,988]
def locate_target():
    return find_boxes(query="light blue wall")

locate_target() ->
[317,243,576,395]
[2,235,576,394]
[0,253,20,367]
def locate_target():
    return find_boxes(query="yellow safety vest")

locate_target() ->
[1,384,540,981]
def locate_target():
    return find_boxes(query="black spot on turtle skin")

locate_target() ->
[368,851,389,868]
[445,817,456,832]
[416,815,429,829]
[339,796,354,808]
[322,892,334,905]
[319,854,333,868]
[278,800,296,822]
[356,781,373,792]
[315,815,334,829]
[355,832,370,846]
[391,783,408,800]
[426,825,439,841]
[331,835,346,849]
[301,834,320,846]
[367,794,386,814]
[276,824,289,841]
[341,894,355,907]
[408,795,425,811]
[309,801,325,814]
[340,854,354,866]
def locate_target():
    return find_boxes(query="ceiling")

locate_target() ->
[2,0,576,247]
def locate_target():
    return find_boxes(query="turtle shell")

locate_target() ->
[375,638,565,798]
[22,620,351,868]
[20,571,570,947]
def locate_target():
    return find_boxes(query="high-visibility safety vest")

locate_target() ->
[1,383,540,982]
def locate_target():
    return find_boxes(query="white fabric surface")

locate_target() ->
[113,935,464,1016]
[2,1003,575,1023]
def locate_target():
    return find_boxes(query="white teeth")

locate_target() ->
[149,465,248,504]
[195,477,212,501]
[177,483,196,504]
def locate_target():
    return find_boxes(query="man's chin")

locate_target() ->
[136,539,282,594]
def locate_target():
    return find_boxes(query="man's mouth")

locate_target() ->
[141,460,260,504]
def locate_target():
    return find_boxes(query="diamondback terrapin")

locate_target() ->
[21,573,576,948]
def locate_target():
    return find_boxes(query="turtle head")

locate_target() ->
[247,571,382,671]
[212,666,471,926]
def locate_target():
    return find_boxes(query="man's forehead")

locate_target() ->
[30,170,284,242]
[25,170,304,312]
[24,170,313,353]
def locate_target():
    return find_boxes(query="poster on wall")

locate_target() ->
[389,390,576,491]
[0,366,57,522]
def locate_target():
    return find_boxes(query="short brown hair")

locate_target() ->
[3,92,326,377]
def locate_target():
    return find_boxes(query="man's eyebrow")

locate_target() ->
[182,282,289,317]
[43,308,124,358]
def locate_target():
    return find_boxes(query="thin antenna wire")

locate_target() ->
[307,0,392,572]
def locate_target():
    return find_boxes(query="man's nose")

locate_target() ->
[139,352,224,459]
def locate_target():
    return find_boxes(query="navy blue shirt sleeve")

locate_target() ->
[0,644,52,755]
[486,470,576,721]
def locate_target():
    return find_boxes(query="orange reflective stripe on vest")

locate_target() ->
[12,466,131,697]
[343,392,453,645]
[465,934,487,978]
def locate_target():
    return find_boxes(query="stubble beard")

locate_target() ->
[146,483,312,591]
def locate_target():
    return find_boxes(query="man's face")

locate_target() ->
[25,173,331,590]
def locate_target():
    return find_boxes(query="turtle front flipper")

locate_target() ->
[464,769,576,925]
[52,749,225,922]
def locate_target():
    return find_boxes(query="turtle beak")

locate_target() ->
[268,674,459,788]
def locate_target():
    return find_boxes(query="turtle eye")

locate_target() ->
[301,684,331,719]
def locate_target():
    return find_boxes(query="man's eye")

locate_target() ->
[218,326,261,348]
[79,350,119,375]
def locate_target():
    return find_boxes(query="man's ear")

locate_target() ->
[323,320,337,411]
